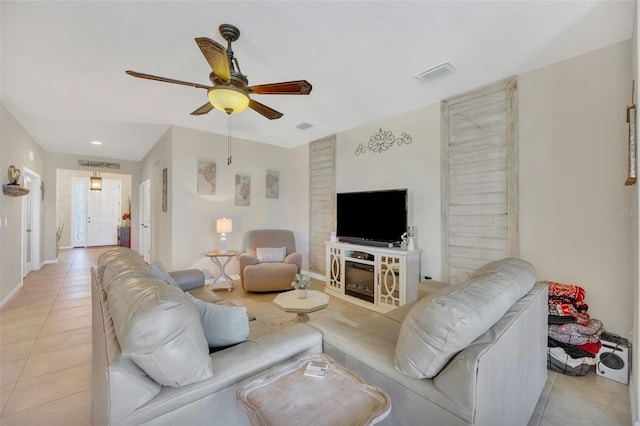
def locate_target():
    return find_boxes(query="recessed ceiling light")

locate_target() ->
[91,140,103,145]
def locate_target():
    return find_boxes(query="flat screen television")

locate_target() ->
[336,189,408,247]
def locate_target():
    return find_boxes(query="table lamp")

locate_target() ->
[216,217,233,252]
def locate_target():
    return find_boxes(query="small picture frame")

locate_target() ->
[162,168,168,212]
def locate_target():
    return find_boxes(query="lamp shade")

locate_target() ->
[208,86,250,114]
[90,172,102,191]
[216,218,233,234]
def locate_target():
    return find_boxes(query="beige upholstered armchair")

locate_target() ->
[239,229,302,292]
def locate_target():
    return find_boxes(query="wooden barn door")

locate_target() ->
[441,77,519,283]
[309,136,336,274]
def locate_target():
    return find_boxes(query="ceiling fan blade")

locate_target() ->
[249,99,283,120]
[191,102,214,116]
[247,80,312,95]
[125,70,210,90]
[195,37,231,82]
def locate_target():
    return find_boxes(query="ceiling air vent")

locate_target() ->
[296,122,313,130]
[415,61,457,82]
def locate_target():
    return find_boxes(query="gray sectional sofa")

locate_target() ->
[92,247,322,425]
[93,249,545,426]
[310,257,548,426]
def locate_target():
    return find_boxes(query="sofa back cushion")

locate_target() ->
[97,247,146,280]
[395,258,536,379]
[107,275,213,387]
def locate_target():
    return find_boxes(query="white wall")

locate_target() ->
[0,105,45,303]
[632,2,639,424]
[141,127,172,264]
[149,125,308,279]
[519,40,635,337]
[335,103,442,280]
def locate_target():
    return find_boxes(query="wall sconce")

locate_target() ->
[90,172,102,191]
[216,217,233,252]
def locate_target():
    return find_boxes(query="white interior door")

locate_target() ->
[140,179,151,262]
[22,175,33,277]
[87,179,121,246]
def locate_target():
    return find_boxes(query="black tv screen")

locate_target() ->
[336,189,408,246]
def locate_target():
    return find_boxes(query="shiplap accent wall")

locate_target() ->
[309,136,336,274]
[441,77,519,283]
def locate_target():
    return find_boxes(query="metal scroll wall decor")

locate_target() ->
[77,160,121,170]
[355,128,412,156]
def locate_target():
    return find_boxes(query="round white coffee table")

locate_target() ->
[273,290,330,322]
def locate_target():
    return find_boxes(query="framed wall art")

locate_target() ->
[198,158,217,195]
[235,173,251,206]
[266,169,279,199]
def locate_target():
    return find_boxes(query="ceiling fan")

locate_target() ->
[126,24,312,120]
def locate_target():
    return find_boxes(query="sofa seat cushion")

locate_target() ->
[395,258,536,379]
[310,317,472,423]
[122,324,323,425]
[107,275,213,387]
[243,262,298,292]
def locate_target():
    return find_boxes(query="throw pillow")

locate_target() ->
[256,247,286,263]
[149,261,180,288]
[186,293,250,348]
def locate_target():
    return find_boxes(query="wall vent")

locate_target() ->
[296,122,313,130]
[415,61,457,82]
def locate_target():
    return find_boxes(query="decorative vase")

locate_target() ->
[297,289,308,299]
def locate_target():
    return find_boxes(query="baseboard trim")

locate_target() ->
[630,371,638,426]
[1,281,23,308]
[43,258,58,265]
[304,270,326,281]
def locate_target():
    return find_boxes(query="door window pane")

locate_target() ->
[75,182,85,242]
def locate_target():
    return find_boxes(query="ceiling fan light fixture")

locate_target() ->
[207,86,250,114]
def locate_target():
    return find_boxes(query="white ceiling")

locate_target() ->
[1,1,635,162]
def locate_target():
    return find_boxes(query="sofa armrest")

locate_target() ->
[284,252,302,272]
[169,269,205,291]
[238,253,258,277]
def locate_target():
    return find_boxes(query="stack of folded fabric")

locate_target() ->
[543,281,602,376]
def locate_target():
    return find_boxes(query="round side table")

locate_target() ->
[206,250,237,291]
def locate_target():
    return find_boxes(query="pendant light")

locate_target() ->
[90,172,102,191]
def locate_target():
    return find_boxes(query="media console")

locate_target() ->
[325,241,421,313]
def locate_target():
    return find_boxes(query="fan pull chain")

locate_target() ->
[227,114,232,165]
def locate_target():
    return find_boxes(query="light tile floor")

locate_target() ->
[0,247,632,425]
